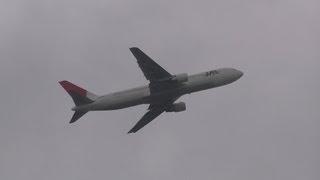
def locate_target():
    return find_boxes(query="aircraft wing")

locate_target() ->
[128,97,181,134]
[129,47,172,82]
[128,106,165,134]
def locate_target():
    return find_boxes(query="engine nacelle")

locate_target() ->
[166,102,186,112]
[171,73,188,83]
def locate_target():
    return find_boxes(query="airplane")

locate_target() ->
[59,47,243,133]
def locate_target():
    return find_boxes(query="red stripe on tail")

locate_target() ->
[59,81,86,96]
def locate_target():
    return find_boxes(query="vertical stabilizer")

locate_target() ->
[59,81,98,123]
[59,80,98,106]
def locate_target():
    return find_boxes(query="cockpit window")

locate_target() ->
[205,70,219,77]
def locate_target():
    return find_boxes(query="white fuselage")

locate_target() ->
[73,68,243,111]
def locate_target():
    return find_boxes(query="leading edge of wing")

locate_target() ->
[128,107,165,134]
[129,47,172,82]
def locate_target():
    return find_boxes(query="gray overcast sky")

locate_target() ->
[0,0,319,179]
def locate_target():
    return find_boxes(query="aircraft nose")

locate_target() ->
[235,70,243,79]
[213,68,243,87]
[227,68,243,80]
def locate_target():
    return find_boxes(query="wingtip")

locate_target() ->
[129,47,139,52]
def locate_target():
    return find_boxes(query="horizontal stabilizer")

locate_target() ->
[70,111,88,123]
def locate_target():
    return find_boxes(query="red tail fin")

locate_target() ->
[59,81,98,106]
[59,80,86,96]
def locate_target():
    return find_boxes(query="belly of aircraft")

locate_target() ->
[91,87,151,110]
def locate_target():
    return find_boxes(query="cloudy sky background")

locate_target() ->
[0,0,319,179]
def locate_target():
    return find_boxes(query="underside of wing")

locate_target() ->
[128,107,165,134]
[129,47,172,82]
[128,97,181,134]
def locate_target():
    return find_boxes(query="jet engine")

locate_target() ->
[166,102,186,112]
[171,73,188,83]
